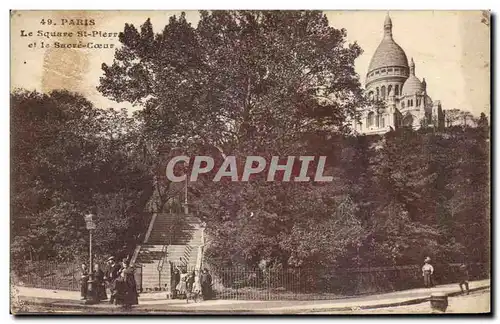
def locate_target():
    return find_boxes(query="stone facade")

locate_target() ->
[353,13,445,135]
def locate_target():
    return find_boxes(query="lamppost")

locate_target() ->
[84,213,99,304]
[184,160,189,215]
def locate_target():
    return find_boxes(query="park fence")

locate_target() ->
[12,261,488,300]
[11,260,143,292]
[197,262,489,300]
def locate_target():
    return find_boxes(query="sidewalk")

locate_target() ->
[13,279,490,314]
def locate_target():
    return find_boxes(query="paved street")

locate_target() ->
[12,279,490,314]
[308,288,490,314]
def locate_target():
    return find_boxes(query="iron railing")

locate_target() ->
[13,261,489,299]
[12,260,143,292]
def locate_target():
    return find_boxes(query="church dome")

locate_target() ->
[367,14,409,73]
[368,40,409,73]
[401,58,425,95]
[402,76,424,95]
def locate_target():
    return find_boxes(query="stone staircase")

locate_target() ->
[132,213,203,292]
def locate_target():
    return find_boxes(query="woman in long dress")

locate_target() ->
[185,271,197,303]
[191,270,202,302]
[200,268,213,300]
[115,260,139,308]
[176,269,188,299]
[93,263,108,301]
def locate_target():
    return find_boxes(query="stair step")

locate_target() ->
[135,213,204,290]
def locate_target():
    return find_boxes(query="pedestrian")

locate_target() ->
[106,256,122,304]
[93,263,107,301]
[422,257,434,288]
[458,263,470,295]
[172,266,180,299]
[80,263,89,300]
[115,260,139,309]
[193,270,202,298]
[176,269,188,299]
[200,268,213,300]
[185,271,196,303]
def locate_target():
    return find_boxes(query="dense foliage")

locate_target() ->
[11,90,153,266]
[11,11,490,275]
[195,127,489,269]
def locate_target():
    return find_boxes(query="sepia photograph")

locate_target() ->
[9,9,491,315]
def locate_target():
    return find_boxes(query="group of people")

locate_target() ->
[80,255,470,306]
[171,266,213,302]
[80,256,139,308]
[421,257,470,294]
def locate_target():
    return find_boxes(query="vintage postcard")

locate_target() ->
[10,10,490,315]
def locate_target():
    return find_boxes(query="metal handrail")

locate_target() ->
[156,244,168,288]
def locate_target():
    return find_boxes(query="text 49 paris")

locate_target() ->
[166,156,333,182]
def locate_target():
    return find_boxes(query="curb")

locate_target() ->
[17,285,490,314]
[446,286,488,298]
[296,297,430,314]
[297,285,490,314]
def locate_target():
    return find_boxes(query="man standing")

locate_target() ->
[422,257,434,288]
[459,263,470,295]
[80,263,89,300]
[200,268,213,300]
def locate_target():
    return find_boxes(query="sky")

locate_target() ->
[10,10,490,117]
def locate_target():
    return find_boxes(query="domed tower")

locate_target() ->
[401,58,424,96]
[365,13,409,100]
[353,12,444,135]
[399,58,434,127]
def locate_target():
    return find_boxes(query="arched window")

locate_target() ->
[368,91,374,100]
[395,84,399,95]
[381,86,386,99]
[401,101,405,108]
[388,85,393,96]
[376,87,380,98]
[403,114,414,127]
[367,112,375,127]
[381,116,385,127]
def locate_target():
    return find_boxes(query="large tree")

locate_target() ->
[97,11,489,271]
[98,10,368,269]
[11,90,152,265]
[98,11,364,154]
